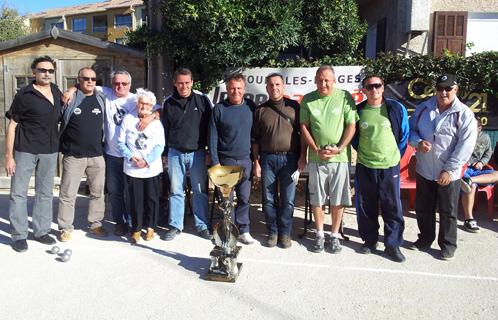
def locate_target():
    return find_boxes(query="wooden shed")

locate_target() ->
[0,27,145,179]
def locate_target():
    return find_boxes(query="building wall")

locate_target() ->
[431,0,498,12]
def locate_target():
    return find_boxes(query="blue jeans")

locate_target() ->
[261,153,298,236]
[168,148,209,232]
[105,154,130,226]
[219,157,252,234]
[9,151,58,241]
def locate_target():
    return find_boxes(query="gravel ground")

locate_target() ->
[0,185,497,320]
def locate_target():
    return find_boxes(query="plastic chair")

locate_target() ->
[400,144,417,209]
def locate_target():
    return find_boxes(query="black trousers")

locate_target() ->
[355,163,405,247]
[415,173,460,252]
[125,174,161,232]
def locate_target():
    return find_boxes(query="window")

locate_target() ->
[93,15,107,32]
[72,17,86,33]
[114,14,132,28]
[64,77,78,91]
[15,76,36,92]
[115,38,127,45]
[50,22,64,29]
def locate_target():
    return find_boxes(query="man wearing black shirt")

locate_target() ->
[57,67,107,241]
[5,56,61,252]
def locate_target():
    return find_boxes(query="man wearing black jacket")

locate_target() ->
[161,68,213,241]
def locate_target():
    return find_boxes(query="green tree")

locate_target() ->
[0,5,29,42]
[135,0,366,91]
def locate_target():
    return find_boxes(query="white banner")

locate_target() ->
[208,66,366,105]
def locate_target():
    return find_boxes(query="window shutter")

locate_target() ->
[433,11,467,56]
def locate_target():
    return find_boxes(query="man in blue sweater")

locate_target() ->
[209,73,255,244]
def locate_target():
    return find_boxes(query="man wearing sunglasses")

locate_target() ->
[6,56,61,252]
[58,67,108,241]
[408,74,477,260]
[352,75,409,262]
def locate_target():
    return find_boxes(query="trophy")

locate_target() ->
[206,165,244,282]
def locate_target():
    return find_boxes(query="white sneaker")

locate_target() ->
[238,232,255,245]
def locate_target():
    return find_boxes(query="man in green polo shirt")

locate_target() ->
[300,65,358,254]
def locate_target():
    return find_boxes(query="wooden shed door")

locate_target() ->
[57,58,113,90]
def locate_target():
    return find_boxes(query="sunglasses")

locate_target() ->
[113,82,129,86]
[365,83,383,91]
[36,68,55,74]
[436,85,455,92]
[80,76,97,82]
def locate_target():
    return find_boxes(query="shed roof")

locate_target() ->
[0,27,144,59]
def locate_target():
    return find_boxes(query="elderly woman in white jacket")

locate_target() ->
[118,89,165,243]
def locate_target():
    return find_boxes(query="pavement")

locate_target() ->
[0,185,497,320]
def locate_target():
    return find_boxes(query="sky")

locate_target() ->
[4,0,107,16]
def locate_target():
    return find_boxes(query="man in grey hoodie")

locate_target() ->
[58,67,108,242]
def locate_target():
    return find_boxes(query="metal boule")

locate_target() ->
[51,246,60,254]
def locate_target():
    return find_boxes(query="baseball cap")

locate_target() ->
[436,74,458,87]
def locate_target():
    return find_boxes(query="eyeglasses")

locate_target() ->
[36,68,55,74]
[365,83,383,91]
[436,85,455,92]
[113,82,129,87]
[80,77,97,82]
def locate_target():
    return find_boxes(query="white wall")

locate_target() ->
[466,13,498,56]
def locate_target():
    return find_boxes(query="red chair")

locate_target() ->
[400,144,417,209]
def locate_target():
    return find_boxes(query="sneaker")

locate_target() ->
[162,227,180,241]
[407,239,432,251]
[279,235,292,249]
[329,237,342,254]
[12,239,28,253]
[34,234,56,245]
[198,228,213,240]
[88,226,108,237]
[385,246,406,262]
[267,234,278,247]
[460,177,472,193]
[238,232,255,245]
[144,228,155,241]
[464,219,480,233]
[59,230,72,242]
[114,224,128,237]
[358,242,377,254]
[312,235,325,253]
[130,231,141,244]
[440,248,455,261]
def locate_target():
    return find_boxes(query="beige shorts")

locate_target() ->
[308,162,352,207]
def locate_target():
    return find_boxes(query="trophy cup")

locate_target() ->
[206,165,244,282]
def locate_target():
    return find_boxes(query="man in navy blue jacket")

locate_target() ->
[209,73,255,244]
[352,75,409,262]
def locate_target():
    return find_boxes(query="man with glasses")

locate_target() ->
[58,67,108,241]
[352,75,409,262]
[300,65,357,254]
[252,72,306,248]
[5,56,61,252]
[161,68,213,241]
[408,73,477,260]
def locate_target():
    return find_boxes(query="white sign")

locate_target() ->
[208,66,366,105]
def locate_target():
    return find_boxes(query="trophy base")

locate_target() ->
[205,245,243,283]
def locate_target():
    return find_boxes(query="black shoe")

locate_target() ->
[385,246,406,262]
[312,235,325,253]
[407,239,432,251]
[34,234,56,245]
[12,239,28,252]
[440,249,455,261]
[198,228,213,240]
[162,227,180,241]
[359,242,377,254]
[463,219,480,233]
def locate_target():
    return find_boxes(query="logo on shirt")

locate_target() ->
[360,121,368,129]
[92,108,101,115]
[312,109,321,116]
[381,120,391,129]
[74,108,82,115]
[135,133,148,150]
[331,108,341,114]
[113,107,126,126]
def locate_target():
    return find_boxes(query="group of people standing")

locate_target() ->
[6,55,486,263]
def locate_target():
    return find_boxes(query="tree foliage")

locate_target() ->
[0,5,29,42]
[136,0,366,91]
